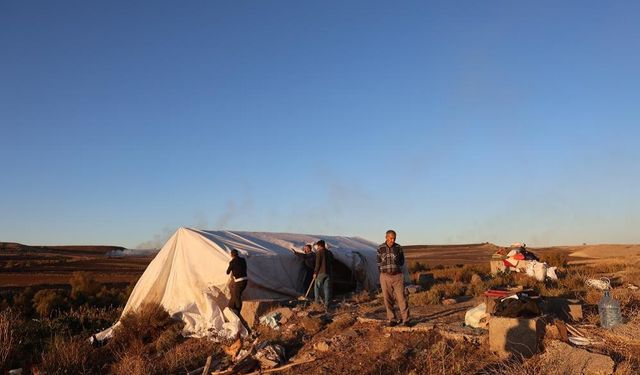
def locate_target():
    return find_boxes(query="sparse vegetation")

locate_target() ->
[1,245,640,374]
[0,309,18,370]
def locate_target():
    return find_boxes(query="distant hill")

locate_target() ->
[0,242,124,255]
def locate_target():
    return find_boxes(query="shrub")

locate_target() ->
[161,338,224,374]
[95,286,127,308]
[110,303,181,356]
[14,287,35,317]
[32,289,67,317]
[541,251,569,268]
[0,309,19,370]
[111,350,157,375]
[155,324,183,353]
[409,261,429,273]
[40,335,92,375]
[69,272,100,304]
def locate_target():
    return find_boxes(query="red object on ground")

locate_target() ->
[484,290,514,298]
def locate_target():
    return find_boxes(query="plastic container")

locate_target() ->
[598,290,622,329]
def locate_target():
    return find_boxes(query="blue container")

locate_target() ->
[598,290,622,329]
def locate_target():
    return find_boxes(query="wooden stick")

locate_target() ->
[303,274,316,299]
[243,358,316,375]
[202,356,212,375]
[566,323,585,337]
[187,358,221,375]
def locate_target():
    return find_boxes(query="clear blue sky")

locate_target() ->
[2,1,639,248]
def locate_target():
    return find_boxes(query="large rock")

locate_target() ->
[540,340,614,375]
[470,273,483,285]
[489,316,546,358]
[416,273,434,288]
[541,297,583,321]
[240,301,280,328]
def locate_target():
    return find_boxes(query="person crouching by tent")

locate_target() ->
[313,240,333,309]
[226,249,248,320]
[377,229,410,327]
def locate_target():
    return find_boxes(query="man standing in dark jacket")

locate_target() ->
[294,244,316,293]
[226,249,248,317]
[313,240,332,309]
[377,230,409,326]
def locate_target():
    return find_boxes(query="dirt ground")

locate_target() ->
[2,240,639,374]
[257,297,494,375]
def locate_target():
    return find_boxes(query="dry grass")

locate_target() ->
[0,309,19,371]
[409,281,471,306]
[478,354,573,375]
[298,315,324,336]
[351,290,375,304]
[160,338,224,374]
[110,302,182,353]
[40,335,93,375]
[324,313,356,335]
[370,334,497,375]
[111,348,157,375]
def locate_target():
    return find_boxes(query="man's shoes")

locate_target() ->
[386,320,399,327]
[401,320,413,327]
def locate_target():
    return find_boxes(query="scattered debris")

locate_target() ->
[554,319,569,342]
[493,296,541,318]
[442,296,472,305]
[464,303,488,329]
[259,307,294,329]
[223,338,242,357]
[491,245,557,280]
[255,342,286,368]
[231,356,260,374]
[587,278,611,291]
[244,358,316,375]
[540,340,614,375]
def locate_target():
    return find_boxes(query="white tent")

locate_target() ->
[95,228,380,340]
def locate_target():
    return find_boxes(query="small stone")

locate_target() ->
[405,285,422,294]
[313,340,331,352]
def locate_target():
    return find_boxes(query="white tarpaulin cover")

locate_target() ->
[95,228,380,341]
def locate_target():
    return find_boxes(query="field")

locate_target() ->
[1,241,639,374]
[0,242,151,289]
